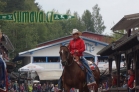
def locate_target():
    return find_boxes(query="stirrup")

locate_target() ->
[57,89,62,92]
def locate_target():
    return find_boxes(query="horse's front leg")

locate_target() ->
[64,84,70,92]
[79,84,84,92]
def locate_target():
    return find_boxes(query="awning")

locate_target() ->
[36,69,63,80]
[97,44,113,56]
[19,63,44,72]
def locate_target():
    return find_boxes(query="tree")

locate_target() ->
[111,30,124,42]
[0,0,7,12]
[92,4,106,34]
[82,10,94,32]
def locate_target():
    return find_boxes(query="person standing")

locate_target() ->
[128,69,135,92]
[28,84,33,92]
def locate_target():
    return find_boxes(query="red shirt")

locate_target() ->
[68,37,85,56]
[112,78,117,86]
[128,74,135,88]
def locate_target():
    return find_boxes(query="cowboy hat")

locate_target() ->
[71,29,82,36]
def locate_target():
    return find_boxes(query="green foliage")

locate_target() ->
[82,10,94,32]
[111,30,124,42]
[81,4,106,33]
[92,4,106,34]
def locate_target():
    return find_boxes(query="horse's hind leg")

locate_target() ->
[83,86,89,92]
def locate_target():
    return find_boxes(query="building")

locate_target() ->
[97,13,139,92]
[13,31,112,81]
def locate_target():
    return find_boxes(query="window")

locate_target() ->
[33,57,46,63]
[47,57,60,62]
[85,57,94,62]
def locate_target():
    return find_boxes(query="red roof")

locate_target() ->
[37,31,112,47]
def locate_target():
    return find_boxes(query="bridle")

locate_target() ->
[60,46,74,66]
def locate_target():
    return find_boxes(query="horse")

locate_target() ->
[59,45,100,92]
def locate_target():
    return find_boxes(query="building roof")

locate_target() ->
[38,31,112,46]
[98,13,139,56]
[19,36,108,56]
[97,34,127,56]
[113,32,139,51]
[97,44,113,56]
[111,13,139,31]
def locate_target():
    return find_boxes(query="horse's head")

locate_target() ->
[59,46,71,66]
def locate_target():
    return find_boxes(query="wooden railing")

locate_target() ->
[101,87,127,92]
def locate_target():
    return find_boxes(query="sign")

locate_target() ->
[0,14,13,20]
[0,11,75,23]
[53,14,74,20]
[85,43,95,52]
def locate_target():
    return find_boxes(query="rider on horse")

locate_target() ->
[58,29,96,91]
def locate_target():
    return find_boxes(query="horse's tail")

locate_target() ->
[93,63,100,74]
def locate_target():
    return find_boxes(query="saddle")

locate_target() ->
[74,57,96,71]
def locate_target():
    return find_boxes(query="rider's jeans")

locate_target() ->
[80,57,95,83]
[58,57,95,89]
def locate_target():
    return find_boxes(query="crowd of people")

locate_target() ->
[6,81,60,92]
[99,69,135,92]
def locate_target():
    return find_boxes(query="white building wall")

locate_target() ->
[20,40,106,70]
[33,45,60,56]
[34,63,62,69]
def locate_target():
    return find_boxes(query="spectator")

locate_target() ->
[13,81,18,92]
[48,83,52,92]
[45,82,49,92]
[28,84,33,92]
[128,69,135,92]
[122,80,128,88]
[33,83,37,92]
[111,73,117,88]
[37,83,42,92]
[20,83,25,92]
[120,73,125,87]
[42,83,46,92]
[102,82,106,89]
[51,84,54,92]
[54,84,58,92]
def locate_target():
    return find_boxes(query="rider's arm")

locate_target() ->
[78,39,85,53]
[68,41,75,54]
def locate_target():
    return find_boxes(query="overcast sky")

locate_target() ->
[35,0,139,34]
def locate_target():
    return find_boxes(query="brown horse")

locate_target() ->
[59,46,100,92]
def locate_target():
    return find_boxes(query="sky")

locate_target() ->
[35,0,139,35]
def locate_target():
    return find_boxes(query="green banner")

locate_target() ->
[53,14,75,20]
[0,12,75,23]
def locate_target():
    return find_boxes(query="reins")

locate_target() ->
[60,46,74,66]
